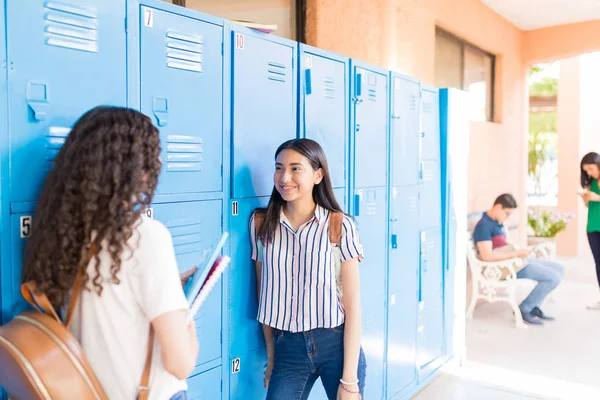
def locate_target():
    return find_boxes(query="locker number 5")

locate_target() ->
[20,216,32,238]
[235,33,245,50]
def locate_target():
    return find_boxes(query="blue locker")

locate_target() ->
[228,197,269,400]
[187,365,222,399]
[0,0,6,329]
[139,6,224,197]
[6,0,126,206]
[350,59,389,400]
[152,200,223,368]
[390,74,421,187]
[299,45,349,190]
[352,63,389,189]
[440,88,470,363]
[387,186,419,397]
[333,187,347,212]
[420,87,440,161]
[231,27,297,199]
[417,228,444,377]
[0,213,30,324]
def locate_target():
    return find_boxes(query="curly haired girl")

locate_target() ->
[22,106,198,400]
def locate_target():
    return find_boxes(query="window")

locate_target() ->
[435,28,495,122]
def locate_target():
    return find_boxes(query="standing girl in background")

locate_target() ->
[250,139,366,399]
[580,151,600,310]
[23,106,198,399]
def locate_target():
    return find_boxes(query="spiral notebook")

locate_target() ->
[185,232,230,322]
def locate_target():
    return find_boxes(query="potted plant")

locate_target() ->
[527,208,574,245]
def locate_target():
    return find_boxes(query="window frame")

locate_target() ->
[435,27,496,122]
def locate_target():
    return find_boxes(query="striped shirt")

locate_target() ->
[250,205,364,333]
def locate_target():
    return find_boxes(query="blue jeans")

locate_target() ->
[517,259,565,313]
[170,391,187,400]
[266,324,367,400]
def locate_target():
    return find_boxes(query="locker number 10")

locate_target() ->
[235,33,245,50]
[20,216,32,238]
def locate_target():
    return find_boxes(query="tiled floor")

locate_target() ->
[413,254,600,399]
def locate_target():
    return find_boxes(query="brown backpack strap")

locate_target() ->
[21,282,61,322]
[328,212,344,246]
[253,210,265,232]
[137,326,154,400]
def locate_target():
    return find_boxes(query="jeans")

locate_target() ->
[587,232,600,289]
[517,259,565,313]
[266,324,367,400]
[170,391,187,400]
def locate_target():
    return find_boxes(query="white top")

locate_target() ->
[250,205,364,333]
[70,217,189,400]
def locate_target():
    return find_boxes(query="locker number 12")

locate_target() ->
[232,358,241,374]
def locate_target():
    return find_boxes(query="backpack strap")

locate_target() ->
[254,210,266,233]
[328,211,343,247]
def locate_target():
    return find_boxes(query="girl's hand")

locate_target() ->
[337,383,361,400]
[180,266,197,288]
[264,357,274,388]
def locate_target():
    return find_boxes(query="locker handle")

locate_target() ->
[26,81,49,121]
[152,97,169,127]
[353,194,360,217]
[356,73,362,97]
[305,69,312,95]
[391,234,398,249]
[27,100,49,121]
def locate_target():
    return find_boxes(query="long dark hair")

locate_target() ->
[256,139,343,243]
[22,106,162,308]
[581,152,600,188]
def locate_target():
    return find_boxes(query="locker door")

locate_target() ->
[140,7,223,196]
[418,228,444,371]
[333,187,347,213]
[187,366,221,400]
[419,160,442,230]
[7,0,126,204]
[232,30,296,198]
[301,48,348,189]
[152,200,223,366]
[355,187,386,400]
[387,185,419,396]
[353,67,388,188]
[228,197,269,400]
[1,213,30,323]
[391,75,420,187]
[420,87,440,161]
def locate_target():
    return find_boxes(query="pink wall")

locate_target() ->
[306,0,529,241]
[523,20,600,65]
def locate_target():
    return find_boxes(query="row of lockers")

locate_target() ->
[0,1,462,399]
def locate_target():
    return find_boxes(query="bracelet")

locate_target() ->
[339,383,360,394]
[340,378,359,385]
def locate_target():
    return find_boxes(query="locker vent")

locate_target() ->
[422,165,435,182]
[165,216,204,256]
[368,89,377,102]
[267,62,286,83]
[166,31,204,73]
[409,195,418,212]
[44,2,99,53]
[410,95,418,111]
[366,201,377,216]
[166,135,204,172]
[324,77,335,99]
[422,101,433,114]
[45,126,70,169]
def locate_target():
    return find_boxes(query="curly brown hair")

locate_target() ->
[22,106,162,309]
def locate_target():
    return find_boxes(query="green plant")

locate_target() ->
[527,208,574,238]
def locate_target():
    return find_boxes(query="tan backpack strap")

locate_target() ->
[329,212,344,246]
[21,281,61,323]
[254,210,265,232]
[137,326,155,400]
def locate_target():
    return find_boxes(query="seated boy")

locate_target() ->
[473,193,565,325]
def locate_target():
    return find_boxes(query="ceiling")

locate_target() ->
[481,0,600,30]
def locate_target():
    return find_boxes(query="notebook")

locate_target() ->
[186,254,230,323]
[184,232,229,321]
